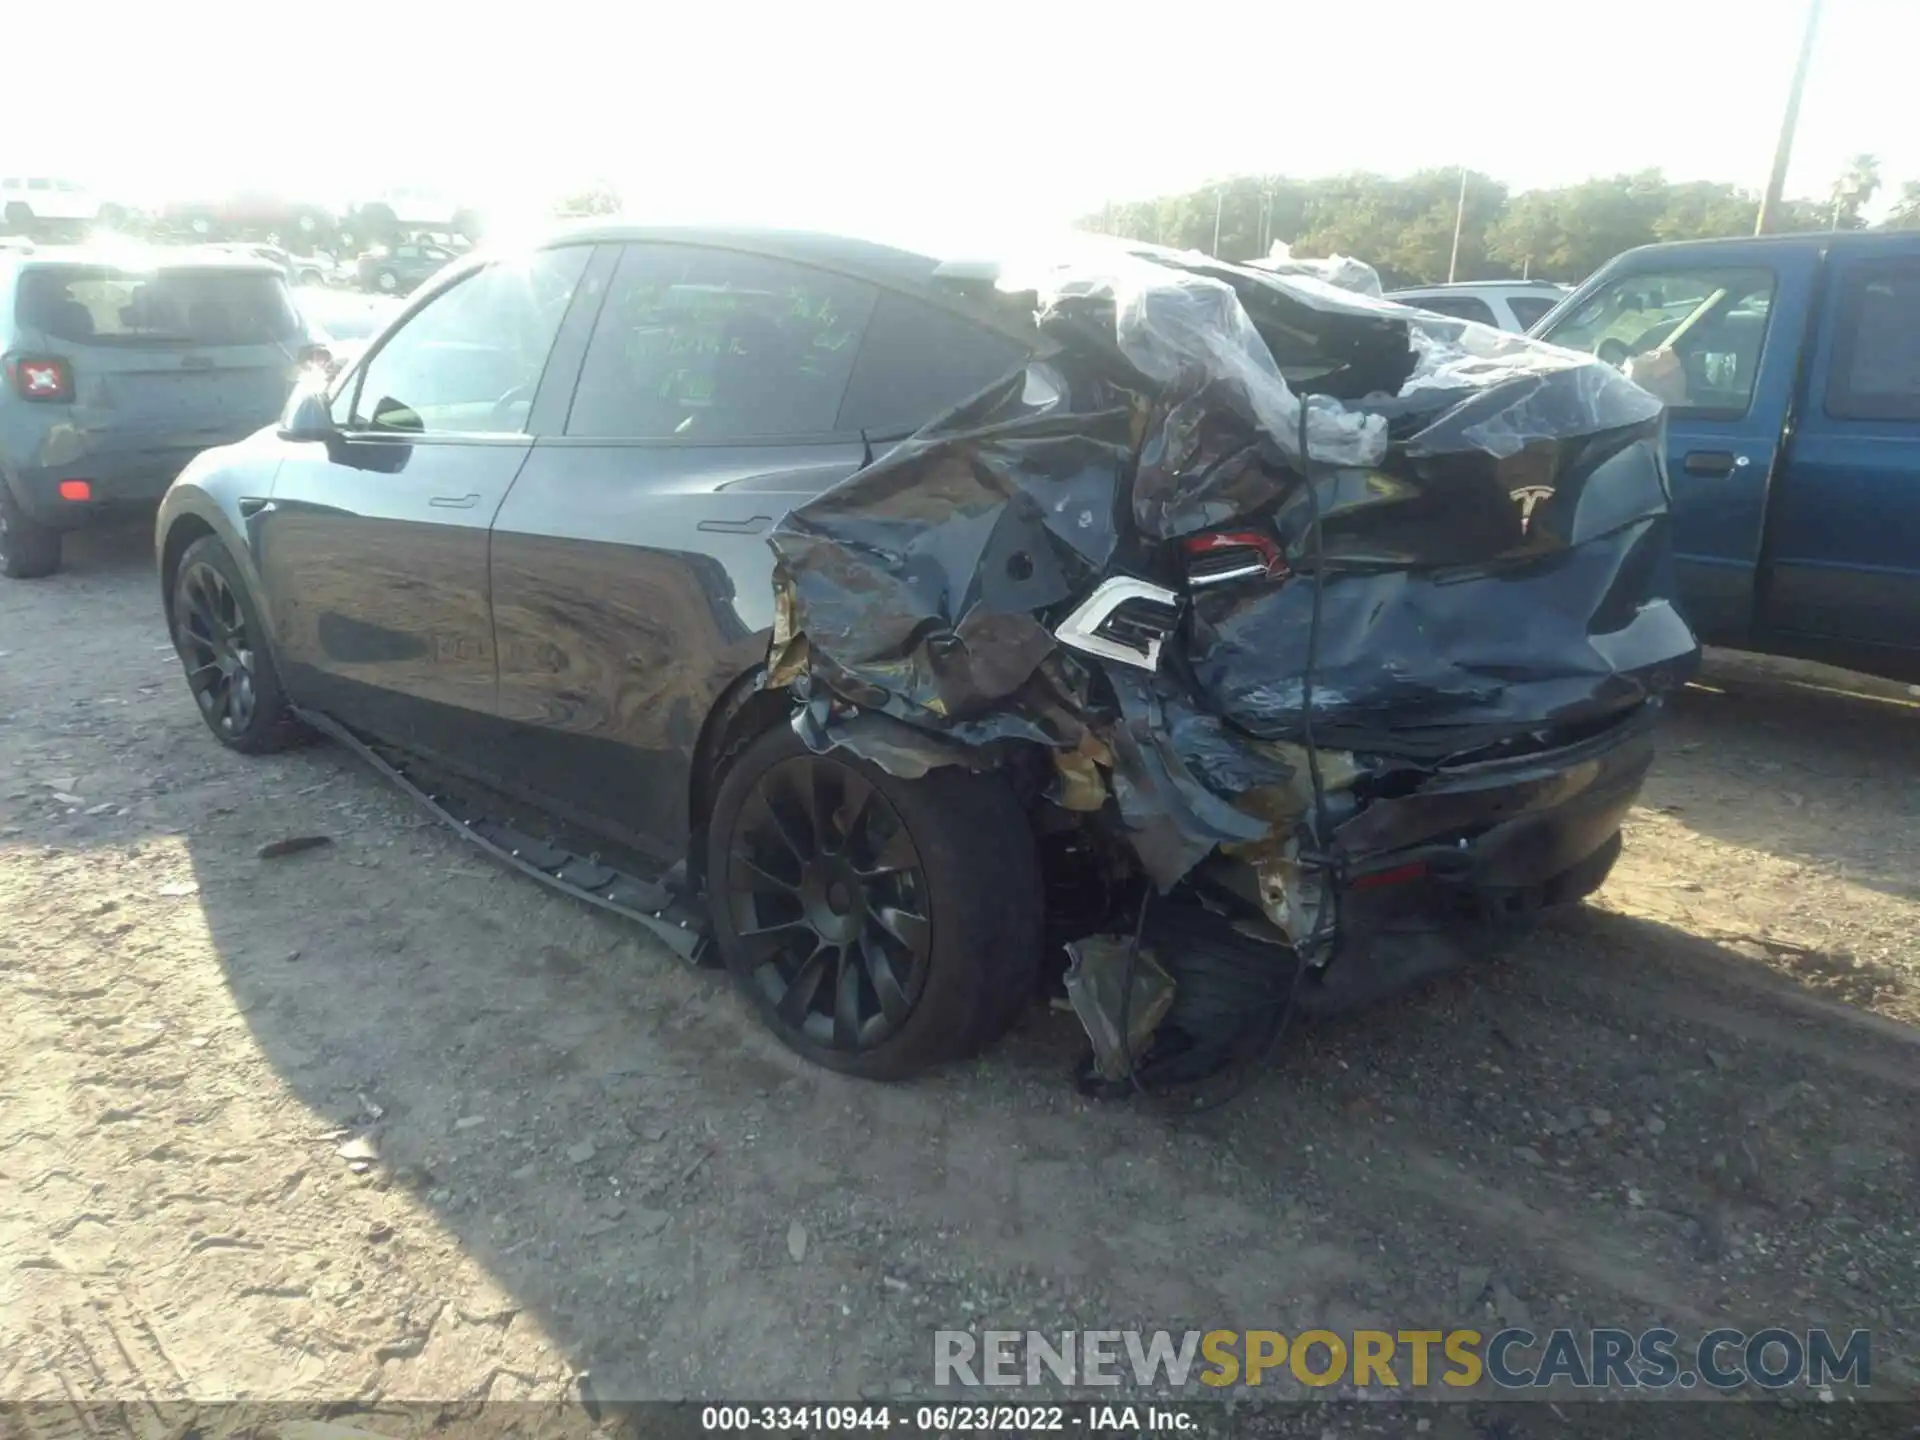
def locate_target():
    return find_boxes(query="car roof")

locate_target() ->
[538,222,949,295]
[1613,229,1920,262]
[0,243,282,274]
[1388,280,1566,293]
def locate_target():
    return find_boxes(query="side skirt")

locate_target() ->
[296,707,714,967]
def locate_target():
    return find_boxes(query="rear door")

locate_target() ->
[1537,248,1818,644]
[255,244,593,751]
[1759,248,1920,656]
[14,263,308,468]
[489,241,1029,855]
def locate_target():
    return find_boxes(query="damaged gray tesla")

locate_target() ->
[156,226,1698,1090]
[760,242,1698,1087]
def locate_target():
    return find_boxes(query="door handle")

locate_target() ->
[429,493,481,509]
[1681,451,1747,478]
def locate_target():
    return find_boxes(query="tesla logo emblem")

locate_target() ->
[1510,485,1555,536]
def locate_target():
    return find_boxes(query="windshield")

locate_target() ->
[16,265,304,346]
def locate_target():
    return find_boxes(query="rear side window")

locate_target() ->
[1405,294,1499,326]
[1508,294,1558,330]
[836,291,1028,435]
[1826,261,1920,422]
[15,266,303,346]
[566,244,878,441]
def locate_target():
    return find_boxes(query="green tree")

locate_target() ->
[1884,180,1920,230]
[1828,153,1881,230]
[1083,166,1868,289]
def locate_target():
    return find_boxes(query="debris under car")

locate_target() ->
[761,241,1701,1092]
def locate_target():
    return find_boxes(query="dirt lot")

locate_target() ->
[3,520,1917,1427]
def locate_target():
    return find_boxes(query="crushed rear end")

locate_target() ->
[762,242,1699,1087]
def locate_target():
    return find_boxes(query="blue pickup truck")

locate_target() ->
[1533,231,1920,683]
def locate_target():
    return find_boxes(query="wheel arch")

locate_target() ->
[685,666,793,887]
[156,495,280,654]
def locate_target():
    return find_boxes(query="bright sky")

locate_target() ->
[5,0,1908,246]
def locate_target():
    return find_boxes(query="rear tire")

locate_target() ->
[707,724,1042,1079]
[0,485,61,578]
[170,535,311,754]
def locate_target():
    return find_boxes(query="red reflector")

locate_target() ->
[1351,861,1429,892]
[1179,528,1288,583]
[57,480,93,501]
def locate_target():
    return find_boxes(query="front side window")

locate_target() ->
[1826,262,1920,422]
[1542,266,1775,415]
[566,244,878,440]
[349,245,590,435]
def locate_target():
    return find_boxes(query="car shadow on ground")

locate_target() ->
[163,773,1917,1399]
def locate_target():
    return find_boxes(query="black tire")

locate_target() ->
[2,202,30,233]
[169,535,311,754]
[373,267,399,294]
[0,483,61,578]
[707,724,1042,1079]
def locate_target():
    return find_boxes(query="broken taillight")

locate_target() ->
[1180,529,1288,589]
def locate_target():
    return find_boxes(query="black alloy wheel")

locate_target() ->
[725,754,934,1055]
[176,559,260,738]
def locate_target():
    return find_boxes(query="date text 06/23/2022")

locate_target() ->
[700,1405,1194,1433]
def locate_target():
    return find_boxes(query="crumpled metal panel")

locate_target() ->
[765,242,1700,891]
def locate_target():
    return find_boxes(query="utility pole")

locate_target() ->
[1447,167,1468,282]
[1212,186,1225,256]
[1757,0,1825,235]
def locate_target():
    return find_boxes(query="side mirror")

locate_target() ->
[278,386,336,443]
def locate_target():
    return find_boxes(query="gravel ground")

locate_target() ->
[2,520,1917,1432]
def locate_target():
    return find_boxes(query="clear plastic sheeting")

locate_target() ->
[766,241,1700,894]
[1245,241,1385,298]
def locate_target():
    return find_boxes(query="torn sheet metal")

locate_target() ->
[1063,935,1176,1082]
[765,238,1700,899]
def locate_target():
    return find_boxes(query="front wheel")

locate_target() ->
[170,535,311,753]
[374,268,399,293]
[706,725,1042,1079]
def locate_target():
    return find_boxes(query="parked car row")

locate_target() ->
[0,177,483,254]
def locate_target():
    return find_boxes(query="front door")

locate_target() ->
[254,245,593,753]
[1538,249,1818,644]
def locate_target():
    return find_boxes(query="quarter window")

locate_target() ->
[348,245,589,435]
[836,291,1028,435]
[565,244,878,441]
[1507,294,1558,330]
